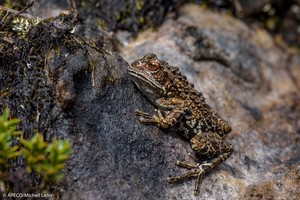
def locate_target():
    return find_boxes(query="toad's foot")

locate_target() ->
[135,109,163,125]
[167,160,213,196]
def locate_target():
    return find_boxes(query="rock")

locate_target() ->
[236,0,271,16]
[29,0,70,19]
[60,4,300,200]
[1,2,299,200]
[119,4,299,200]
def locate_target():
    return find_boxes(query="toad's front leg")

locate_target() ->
[167,131,233,196]
[135,97,189,129]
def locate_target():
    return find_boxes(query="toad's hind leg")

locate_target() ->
[167,132,233,196]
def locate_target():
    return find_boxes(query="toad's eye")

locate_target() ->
[148,61,159,71]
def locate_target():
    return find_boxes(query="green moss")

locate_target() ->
[97,19,107,30]
[121,17,126,25]
[115,13,121,21]
[138,16,144,24]
[3,0,19,9]
[55,48,61,56]
[89,58,95,73]
[135,0,145,11]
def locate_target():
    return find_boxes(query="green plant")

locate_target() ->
[0,109,22,172]
[0,109,72,189]
[21,134,72,184]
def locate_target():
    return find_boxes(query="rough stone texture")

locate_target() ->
[1,1,299,199]
[119,4,300,199]
[60,4,300,200]
[28,0,70,19]
[44,4,300,200]
[26,0,185,36]
[0,3,287,199]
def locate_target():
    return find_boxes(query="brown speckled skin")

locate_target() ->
[128,53,233,196]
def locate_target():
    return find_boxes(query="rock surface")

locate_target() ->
[121,5,300,199]
[1,1,299,199]
[58,4,300,200]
